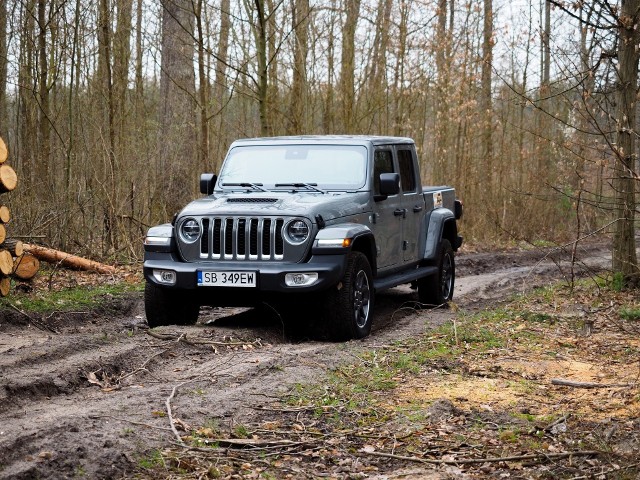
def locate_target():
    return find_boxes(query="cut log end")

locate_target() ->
[13,253,40,280]
[0,205,9,223]
[0,137,7,164]
[1,239,23,257]
[0,249,13,276]
[0,277,10,297]
[0,165,17,193]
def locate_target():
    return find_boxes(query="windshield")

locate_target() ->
[218,144,368,191]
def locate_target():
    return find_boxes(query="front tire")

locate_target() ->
[144,283,200,328]
[324,252,374,340]
[418,239,455,307]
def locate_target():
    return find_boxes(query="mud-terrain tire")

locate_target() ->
[418,239,455,307]
[324,252,374,340]
[144,283,200,328]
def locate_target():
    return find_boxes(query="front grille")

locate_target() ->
[199,216,285,260]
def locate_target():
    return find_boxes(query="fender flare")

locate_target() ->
[422,209,457,261]
[312,223,377,271]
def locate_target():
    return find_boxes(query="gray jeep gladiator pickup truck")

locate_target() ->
[143,136,463,339]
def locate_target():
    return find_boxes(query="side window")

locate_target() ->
[397,149,416,192]
[373,150,394,195]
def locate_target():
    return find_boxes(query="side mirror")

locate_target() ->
[200,173,217,195]
[379,172,400,197]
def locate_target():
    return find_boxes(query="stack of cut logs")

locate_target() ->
[0,136,39,296]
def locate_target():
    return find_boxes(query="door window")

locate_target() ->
[397,149,416,192]
[373,150,394,195]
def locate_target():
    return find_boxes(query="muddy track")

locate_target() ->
[0,242,612,479]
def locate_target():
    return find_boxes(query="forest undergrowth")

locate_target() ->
[140,279,640,479]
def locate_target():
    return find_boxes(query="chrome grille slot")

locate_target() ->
[192,216,290,261]
[224,219,233,257]
[200,218,210,256]
[212,219,222,257]
[237,218,247,259]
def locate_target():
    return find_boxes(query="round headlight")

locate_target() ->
[287,220,309,243]
[180,218,201,243]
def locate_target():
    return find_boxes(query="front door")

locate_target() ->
[371,148,403,270]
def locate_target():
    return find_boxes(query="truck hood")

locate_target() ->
[178,191,371,223]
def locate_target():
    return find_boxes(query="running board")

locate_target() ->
[373,265,438,293]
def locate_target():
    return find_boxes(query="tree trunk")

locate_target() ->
[23,244,116,274]
[0,2,7,138]
[612,0,640,279]
[158,0,197,216]
[340,0,361,132]
[212,0,231,165]
[480,0,493,191]
[252,0,270,136]
[289,0,309,134]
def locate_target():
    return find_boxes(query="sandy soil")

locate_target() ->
[0,241,613,479]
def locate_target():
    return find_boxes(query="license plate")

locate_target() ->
[197,271,257,287]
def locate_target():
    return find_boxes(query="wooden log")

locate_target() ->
[0,164,17,193]
[0,224,5,245]
[1,239,24,257]
[0,249,13,275]
[13,253,39,280]
[23,243,116,274]
[0,205,9,223]
[0,137,7,164]
[0,276,10,297]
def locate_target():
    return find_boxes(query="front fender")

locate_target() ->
[311,223,373,255]
[423,209,456,261]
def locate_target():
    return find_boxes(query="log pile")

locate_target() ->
[0,136,116,297]
[0,136,32,296]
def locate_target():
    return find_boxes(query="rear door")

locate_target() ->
[396,146,423,263]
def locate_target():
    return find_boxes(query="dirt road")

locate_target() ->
[0,242,612,479]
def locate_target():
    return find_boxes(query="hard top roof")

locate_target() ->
[230,135,415,147]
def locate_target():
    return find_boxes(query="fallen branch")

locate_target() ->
[365,449,601,465]
[23,243,116,274]
[9,303,58,333]
[551,378,636,389]
[147,330,262,348]
[205,438,306,449]
[166,382,189,446]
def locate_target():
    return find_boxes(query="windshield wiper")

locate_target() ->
[222,182,267,192]
[275,183,326,194]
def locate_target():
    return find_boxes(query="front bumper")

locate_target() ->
[143,252,347,293]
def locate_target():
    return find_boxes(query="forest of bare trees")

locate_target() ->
[0,0,638,278]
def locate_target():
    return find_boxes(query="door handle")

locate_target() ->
[413,205,423,213]
[393,208,407,218]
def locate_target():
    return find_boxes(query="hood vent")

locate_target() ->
[227,198,278,204]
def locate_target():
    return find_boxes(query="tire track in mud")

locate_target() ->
[0,244,612,479]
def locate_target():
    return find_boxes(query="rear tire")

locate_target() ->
[144,283,200,328]
[418,239,455,307]
[324,252,374,340]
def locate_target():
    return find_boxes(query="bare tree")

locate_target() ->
[339,0,361,132]
[288,0,310,134]
[158,0,197,216]
[612,0,639,278]
[0,2,7,137]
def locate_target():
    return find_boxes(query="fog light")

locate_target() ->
[285,272,318,287]
[153,269,177,285]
